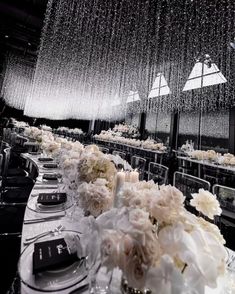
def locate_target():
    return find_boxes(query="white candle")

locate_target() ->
[125,171,130,182]
[113,171,125,208]
[130,170,139,183]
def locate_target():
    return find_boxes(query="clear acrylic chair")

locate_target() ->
[173,171,211,214]
[131,156,146,180]
[212,184,235,214]
[112,150,126,160]
[23,142,40,153]
[148,162,168,185]
[99,147,109,154]
[212,184,235,250]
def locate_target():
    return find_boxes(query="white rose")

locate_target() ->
[100,230,121,269]
[190,189,222,219]
[129,208,152,232]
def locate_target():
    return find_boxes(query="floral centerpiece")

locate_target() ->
[12,119,29,128]
[142,139,167,151]
[189,149,235,166]
[113,123,140,138]
[40,124,52,132]
[67,128,84,135]
[80,181,226,294]
[181,140,194,152]
[189,149,219,161]
[217,153,235,166]
[60,144,117,217]
[24,126,43,142]
[57,126,69,132]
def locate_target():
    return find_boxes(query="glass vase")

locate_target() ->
[120,277,151,294]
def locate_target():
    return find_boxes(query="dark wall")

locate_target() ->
[0,100,90,132]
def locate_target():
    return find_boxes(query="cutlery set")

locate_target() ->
[24,213,65,224]
[24,225,65,245]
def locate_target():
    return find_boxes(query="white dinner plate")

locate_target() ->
[18,230,87,292]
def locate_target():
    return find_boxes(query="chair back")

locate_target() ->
[176,154,197,176]
[203,165,219,186]
[131,156,146,180]
[148,162,168,185]
[17,135,28,147]
[0,141,9,153]
[2,147,11,177]
[2,128,11,143]
[112,150,126,159]
[23,142,40,153]
[173,171,211,200]
[99,147,109,154]
[9,132,18,146]
[212,184,235,213]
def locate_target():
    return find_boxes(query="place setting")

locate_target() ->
[18,229,88,293]
[27,189,74,214]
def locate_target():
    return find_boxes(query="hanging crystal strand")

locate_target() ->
[1,54,34,110]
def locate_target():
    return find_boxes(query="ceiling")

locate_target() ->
[0,0,48,58]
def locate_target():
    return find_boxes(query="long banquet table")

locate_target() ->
[19,153,235,294]
[177,155,235,177]
[94,138,168,163]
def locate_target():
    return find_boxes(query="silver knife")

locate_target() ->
[24,214,65,224]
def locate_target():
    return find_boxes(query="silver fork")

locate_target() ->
[24,225,64,245]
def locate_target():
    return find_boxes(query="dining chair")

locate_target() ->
[2,147,34,189]
[212,184,235,214]
[202,165,219,187]
[112,150,126,160]
[176,152,197,176]
[148,162,168,185]
[131,156,146,180]
[99,147,109,154]
[173,171,211,213]
[23,142,41,153]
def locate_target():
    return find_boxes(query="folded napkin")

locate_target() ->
[42,173,58,180]
[33,238,78,274]
[38,157,53,162]
[37,193,67,205]
[43,163,58,169]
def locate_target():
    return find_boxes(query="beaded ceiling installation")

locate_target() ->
[23,0,235,120]
[1,54,35,110]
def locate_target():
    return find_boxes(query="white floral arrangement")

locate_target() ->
[40,124,52,132]
[77,178,113,217]
[41,140,61,157]
[57,126,69,132]
[59,144,117,216]
[189,150,235,166]
[67,128,84,135]
[77,145,117,191]
[81,183,226,294]
[217,153,235,166]
[113,123,139,137]
[24,126,43,142]
[12,120,29,128]
[142,139,167,151]
[181,140,194,152]
[189,149,218,161]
